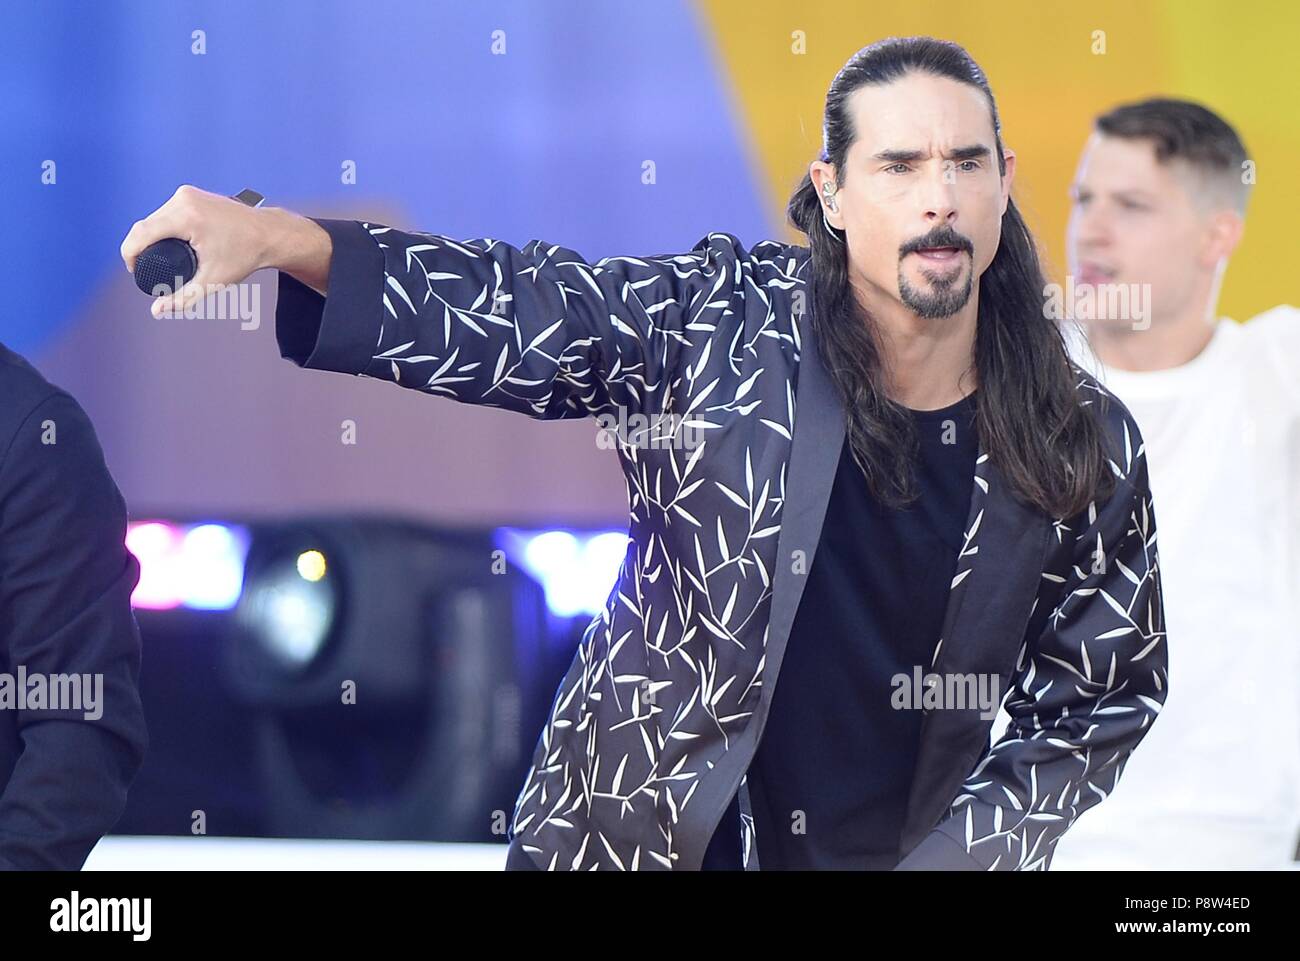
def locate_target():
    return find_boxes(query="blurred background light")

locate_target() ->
[497,527,629,618]
[127,520,250,611]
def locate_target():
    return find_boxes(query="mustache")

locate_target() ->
[899,227,973,258]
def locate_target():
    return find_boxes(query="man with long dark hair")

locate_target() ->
[123,35,1167,870]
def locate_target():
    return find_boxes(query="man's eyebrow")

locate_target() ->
[872,145,992,163]
[1070,183,1157,201]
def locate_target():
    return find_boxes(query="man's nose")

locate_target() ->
[921,194,959,227]
[1072,203,1112,249]
[919,165,959,225]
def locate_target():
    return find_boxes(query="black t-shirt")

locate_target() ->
[701,389,980,869]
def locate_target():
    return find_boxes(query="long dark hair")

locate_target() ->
[787,36,1114,518]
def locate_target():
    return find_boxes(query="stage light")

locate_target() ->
[214,517,557,841]
[127,520,249,611]
[126,521,184,609]
[237,549,338,672]
[179,523,248,610]
[231,534,341,678]
[296,549,327,582]
[497,527,629,617]
[119,514,572,844]
[522,530,583,616]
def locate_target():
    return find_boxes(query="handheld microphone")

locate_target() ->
[133,188,265,296]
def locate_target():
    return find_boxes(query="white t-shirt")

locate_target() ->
[1040,307,1300,869]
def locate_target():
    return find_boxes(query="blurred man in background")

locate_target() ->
[0,345,149,869]
[1054,97,1300,870]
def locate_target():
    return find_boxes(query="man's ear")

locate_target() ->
[999,147,1016,217]
[810,159,843,229]
[811,159,830,191]
[1201,209,1245,265]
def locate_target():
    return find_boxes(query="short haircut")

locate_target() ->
[1094,97,1251,215]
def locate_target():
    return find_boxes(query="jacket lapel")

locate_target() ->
[764,314,846,699]
[897,444,1053,855]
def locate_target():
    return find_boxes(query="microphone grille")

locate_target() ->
[134,238,197,295]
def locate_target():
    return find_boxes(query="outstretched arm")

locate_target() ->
[271,217,755,421]
[122,186,758,423]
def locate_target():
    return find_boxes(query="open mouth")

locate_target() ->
[913,246,965,263]
[1077,263,1117,285]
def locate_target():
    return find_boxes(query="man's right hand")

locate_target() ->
[120,185,331,317]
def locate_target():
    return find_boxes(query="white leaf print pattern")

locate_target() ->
[279,220,1167,870]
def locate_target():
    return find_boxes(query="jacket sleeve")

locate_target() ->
[896,412,1168,870]
[274,219,753,421]
[0,392,148,870]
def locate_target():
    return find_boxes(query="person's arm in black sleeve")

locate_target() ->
[0,391,149,870]
[273,218,755,422]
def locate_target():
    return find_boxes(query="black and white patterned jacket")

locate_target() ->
[274,219,1168,871]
